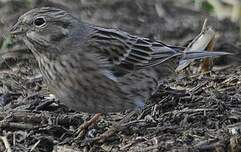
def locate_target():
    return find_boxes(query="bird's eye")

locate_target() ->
[34,17,46,27]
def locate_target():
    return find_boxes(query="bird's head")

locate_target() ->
[10,7,82,55]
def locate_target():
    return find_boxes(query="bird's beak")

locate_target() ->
[10,22,24,36]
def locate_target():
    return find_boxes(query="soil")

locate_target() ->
[0,0,240,151]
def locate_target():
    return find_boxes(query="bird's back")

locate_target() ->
[84,25,182,78]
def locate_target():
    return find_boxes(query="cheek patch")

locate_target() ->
[26,31,50,43]
[26,31,37,39]
[49,27,69,42]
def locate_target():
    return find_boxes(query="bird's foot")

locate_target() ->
[74,113,102,140]
[82,111,138,144]
[83,126,118,144]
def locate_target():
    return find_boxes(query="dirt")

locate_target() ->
[0,0,240,151]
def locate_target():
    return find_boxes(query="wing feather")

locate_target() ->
[85,26,181,73]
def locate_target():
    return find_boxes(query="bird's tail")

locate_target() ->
[181,51,230,60]
[176,50,231,71]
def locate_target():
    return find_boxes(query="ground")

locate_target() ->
[0,0,240,152]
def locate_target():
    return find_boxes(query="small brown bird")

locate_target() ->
[10,7,228,113]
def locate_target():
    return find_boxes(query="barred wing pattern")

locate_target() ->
[85,26,182,75]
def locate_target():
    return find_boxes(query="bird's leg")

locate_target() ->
[90,110,138,143]
[74,113,102,139]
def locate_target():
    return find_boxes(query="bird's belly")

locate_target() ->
[48,79,135,113]
[38,56,136,113]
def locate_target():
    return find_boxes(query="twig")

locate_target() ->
[176,19,215,72]
[30,140,41,152]
[0,121,37,130]
[160,108,215,118]
[0,111,84,127]
[0,135,12,152]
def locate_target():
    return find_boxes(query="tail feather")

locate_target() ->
[176,51,231,72]
[181,51,231,60]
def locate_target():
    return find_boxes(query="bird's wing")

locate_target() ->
[85,26,182,73]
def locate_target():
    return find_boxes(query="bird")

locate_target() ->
[9,7,229,141]
[9,7,229,113]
